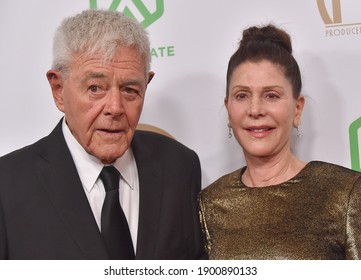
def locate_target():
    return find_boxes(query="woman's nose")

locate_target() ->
[248,97,265,117]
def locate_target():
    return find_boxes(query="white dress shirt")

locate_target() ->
[62,119,139,250]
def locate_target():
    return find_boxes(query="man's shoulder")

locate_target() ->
[0,137,45,164]
[0,121,63,167]
[134,130,194,151]
[134,129,176,142]
[0,138,46,186]
[0,137,58,182]
[132,130,199,162]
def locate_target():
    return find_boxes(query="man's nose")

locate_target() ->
[104,89,124,116]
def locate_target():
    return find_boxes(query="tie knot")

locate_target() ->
[100,166,120,192]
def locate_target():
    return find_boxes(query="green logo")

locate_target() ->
[349,117,361,171]
[89,0,164,28]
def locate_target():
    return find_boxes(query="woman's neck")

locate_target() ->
[242,153,306,188]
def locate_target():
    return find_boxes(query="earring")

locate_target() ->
[228,123,232,138]
[296,126,301,138]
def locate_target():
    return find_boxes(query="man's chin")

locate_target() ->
[98,154,123,164]
[100,158,117,164]
[88,141,129,163]
[90,150,127,164]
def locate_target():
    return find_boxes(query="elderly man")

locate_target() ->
[0,9,205,260]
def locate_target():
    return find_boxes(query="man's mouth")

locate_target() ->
[99,129,122,133]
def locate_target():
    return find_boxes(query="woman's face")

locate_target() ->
[225,60,304,160]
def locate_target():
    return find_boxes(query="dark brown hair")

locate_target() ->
[226,24,302,99]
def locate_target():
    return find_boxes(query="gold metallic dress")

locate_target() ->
[199,161,361,259]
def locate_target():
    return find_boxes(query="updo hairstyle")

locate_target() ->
[226,24,302,99]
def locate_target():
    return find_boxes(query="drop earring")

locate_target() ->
[296,125,301,138]
[228,123,232,138]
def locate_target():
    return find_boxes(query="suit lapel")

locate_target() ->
[36,120,108,259]
[131,132,163,259]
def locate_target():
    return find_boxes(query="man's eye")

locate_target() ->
[124,87,139,95]
[89,85,100,93]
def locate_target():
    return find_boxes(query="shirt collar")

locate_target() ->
[61,118,137,192]
[112,149,137,190]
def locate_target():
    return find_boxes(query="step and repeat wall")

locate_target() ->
[1,0,360,187]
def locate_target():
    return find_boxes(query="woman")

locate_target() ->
[199,24,361,259]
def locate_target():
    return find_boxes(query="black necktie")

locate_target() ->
[100,166,135,259]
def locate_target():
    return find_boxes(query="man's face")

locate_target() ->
[47,47,153,164]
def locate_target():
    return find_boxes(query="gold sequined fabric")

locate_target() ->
[199,161,361,259]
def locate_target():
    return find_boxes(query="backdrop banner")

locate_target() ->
[1,0,360,187]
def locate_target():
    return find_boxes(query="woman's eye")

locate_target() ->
[235,93,247,100]
[265,93,279,99]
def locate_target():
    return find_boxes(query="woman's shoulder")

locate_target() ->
[307,160,361,190]
[200,167,245,198]
[309,160,361,177]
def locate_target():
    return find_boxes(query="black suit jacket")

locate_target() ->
[0,120,205,259]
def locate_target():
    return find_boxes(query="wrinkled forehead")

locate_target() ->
[68,47,147,73]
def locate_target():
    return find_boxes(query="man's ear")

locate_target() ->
[46,70,65,112]
[147,71,155,84]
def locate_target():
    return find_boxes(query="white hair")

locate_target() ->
[52,9,151,76]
